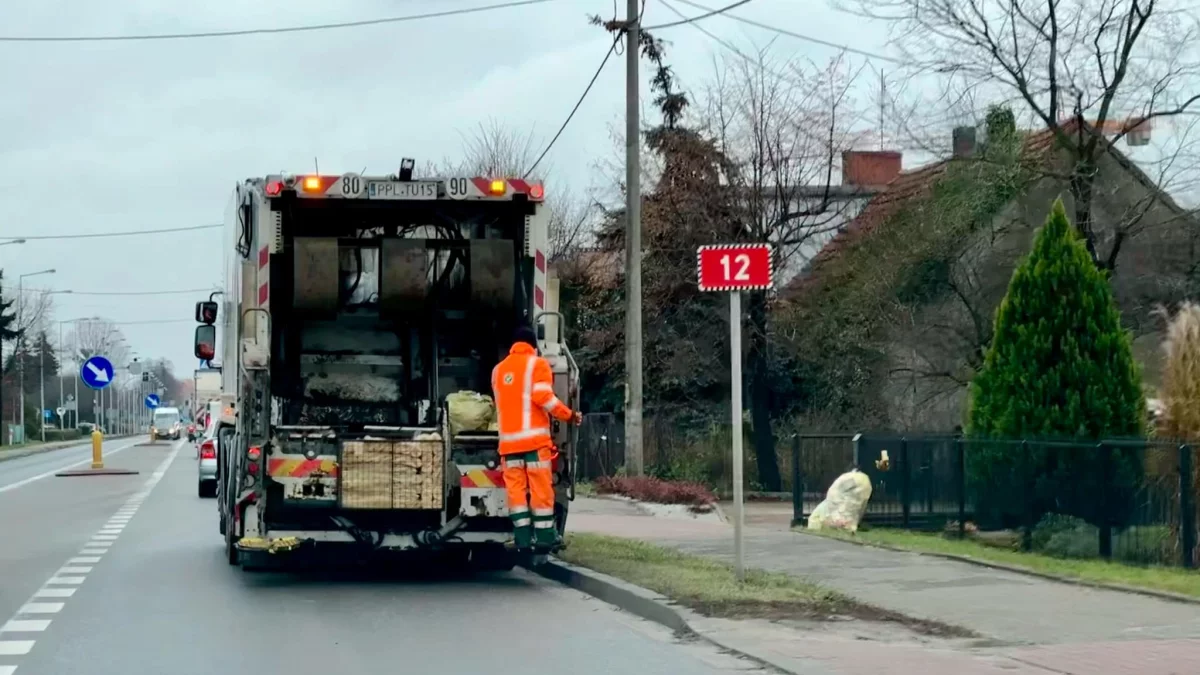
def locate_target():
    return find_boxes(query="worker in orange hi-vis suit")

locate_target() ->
[492,325,581,551]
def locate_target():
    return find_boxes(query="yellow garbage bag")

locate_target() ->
[807,469,873,533]
[446,391,496,436]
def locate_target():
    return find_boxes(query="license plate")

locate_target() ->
[366,181,438,200]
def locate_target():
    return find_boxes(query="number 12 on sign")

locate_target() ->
[697,244,773,291]
[696,243,773,582]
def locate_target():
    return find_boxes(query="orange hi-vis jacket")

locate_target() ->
[492,342,574,455]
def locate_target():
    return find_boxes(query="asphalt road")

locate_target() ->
[0,440,767,675]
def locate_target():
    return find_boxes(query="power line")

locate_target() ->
[1,224,220,242]
[0,0,552,43]
[674,0,908,65]
[523,33,623,179]
[111,319,195,326]
[658,0,797,83]
[643,0,754,30]
[27,287,221,297]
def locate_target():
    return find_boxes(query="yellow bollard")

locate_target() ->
[91,429,104,470]
[150,428,157,444]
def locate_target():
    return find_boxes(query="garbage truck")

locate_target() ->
[193,165,580,570]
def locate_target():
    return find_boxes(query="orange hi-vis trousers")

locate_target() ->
[502,446,556,549]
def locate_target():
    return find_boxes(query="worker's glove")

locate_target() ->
[572,412,583,426]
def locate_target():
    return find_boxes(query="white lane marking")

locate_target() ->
[17,605,61,615]
[0,442,182,673]
[45,577,85,586]
[0,438,142,495]
[0,621,49,633]
[0,642,33,656]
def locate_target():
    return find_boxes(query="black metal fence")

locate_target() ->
[791,434,1200,568]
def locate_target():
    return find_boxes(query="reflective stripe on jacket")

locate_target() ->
[491,342,573,455]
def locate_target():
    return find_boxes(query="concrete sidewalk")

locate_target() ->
[568,497,1200,674]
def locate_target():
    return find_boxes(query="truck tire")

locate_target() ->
[224,487,240,566]
[225,518,239,566]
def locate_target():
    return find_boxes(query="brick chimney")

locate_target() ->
[842,150,902,187]
[952,126,977,158]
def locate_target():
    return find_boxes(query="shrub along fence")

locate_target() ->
[791,434,1200,568]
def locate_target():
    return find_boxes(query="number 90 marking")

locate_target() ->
[446,177,471,200]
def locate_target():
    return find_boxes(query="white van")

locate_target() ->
[152,406,182,440]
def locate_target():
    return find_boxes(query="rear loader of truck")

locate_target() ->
[199,165,580,570]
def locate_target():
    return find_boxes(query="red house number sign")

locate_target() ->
[697,244,774,292]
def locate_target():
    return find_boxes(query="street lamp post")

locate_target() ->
[60,316,98,430]
[17,269,55,443]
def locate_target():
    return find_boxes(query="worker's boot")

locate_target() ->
[532,523,562,554]
[507,525,533,552]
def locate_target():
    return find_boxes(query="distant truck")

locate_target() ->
[194,165,580,570]
[193,368,221,420]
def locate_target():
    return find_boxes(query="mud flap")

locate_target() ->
[468,239,515,311]
[379,239,429,318]
[292,237,340,316]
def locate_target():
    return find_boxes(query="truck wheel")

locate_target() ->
[224,495,240,566]
[225,521,239,566]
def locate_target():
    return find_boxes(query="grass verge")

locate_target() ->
[808,528,1200,599]
[558,532,973,636]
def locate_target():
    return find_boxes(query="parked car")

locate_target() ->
[197,417,218,498]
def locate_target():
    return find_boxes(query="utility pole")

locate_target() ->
[38,337,44,442]
[624,0,644,476]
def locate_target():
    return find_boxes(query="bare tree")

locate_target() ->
[66,319,128,366]
[699,50,869,489]
[439,119,600,261]
[849,0,1200,271]
[11,289,55,341]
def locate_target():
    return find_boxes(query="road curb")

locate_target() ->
[531,558,795,674]
[0,435,135,464]
[797,530,1200,606]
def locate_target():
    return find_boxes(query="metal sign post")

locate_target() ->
[697,243,774,582]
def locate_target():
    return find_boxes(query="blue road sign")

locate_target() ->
[144,393,161,409]
[80,355,114,390]
[43,409,52,420]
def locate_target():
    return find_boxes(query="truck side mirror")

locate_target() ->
[195,301,218,325]
[194,325,216,360]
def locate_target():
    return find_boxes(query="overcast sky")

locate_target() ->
[0,0,898,377]
[0,0,1193,380]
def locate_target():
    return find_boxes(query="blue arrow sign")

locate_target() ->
[144,393,160,409]
[80,355,114,390]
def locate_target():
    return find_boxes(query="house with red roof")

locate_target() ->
[782,117,1198,431]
